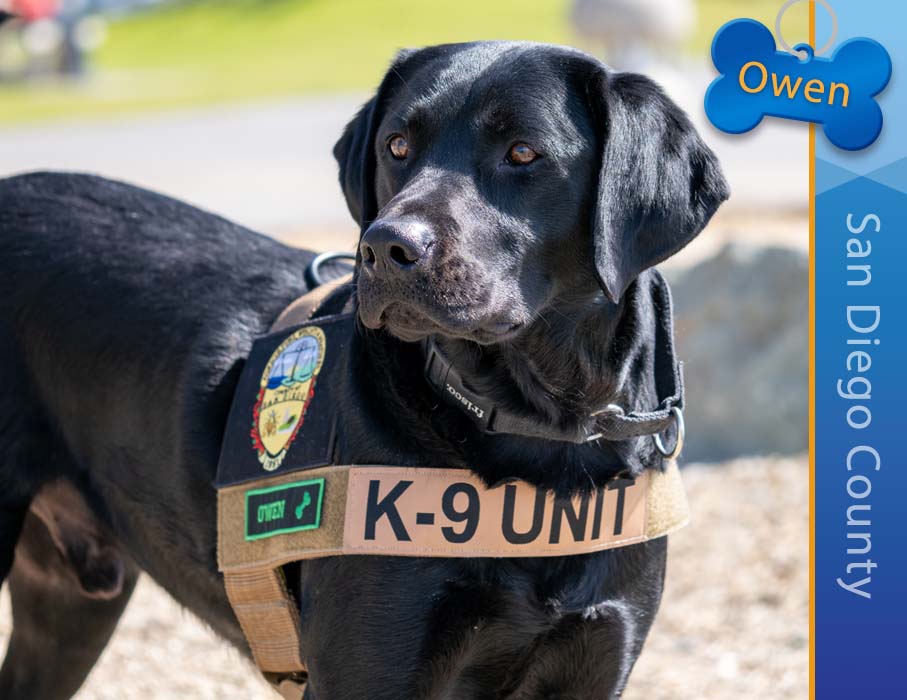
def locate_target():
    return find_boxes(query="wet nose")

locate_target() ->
[359,220,433,275]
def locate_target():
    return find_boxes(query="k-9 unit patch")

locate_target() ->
[251,326,326,472]
[341,467,644,556]
[217,461,689,678]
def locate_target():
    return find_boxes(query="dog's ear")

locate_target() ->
[588,70,729,302]
[333,98,377,228]
[333,49,418,230]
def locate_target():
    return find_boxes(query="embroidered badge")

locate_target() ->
[245,478,325,541]
[251,326,326,471]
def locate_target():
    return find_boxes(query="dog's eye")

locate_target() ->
[507,143,538,165]
[388,134,409,160]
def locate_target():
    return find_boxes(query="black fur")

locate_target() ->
[0,41,727,699]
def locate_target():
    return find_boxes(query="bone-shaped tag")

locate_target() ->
[704,19,891,151]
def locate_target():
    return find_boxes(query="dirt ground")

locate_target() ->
[0,455,807,699]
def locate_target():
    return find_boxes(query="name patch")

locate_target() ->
[245,478,325,541]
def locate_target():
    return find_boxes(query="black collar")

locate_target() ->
[301,254,685,455]
[422,274,685,455]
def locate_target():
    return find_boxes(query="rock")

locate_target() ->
[665,243,807,462]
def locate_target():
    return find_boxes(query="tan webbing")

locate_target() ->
[219,461,689,690]
[271,273,353,332]
[224,568,304,671]
[219,462,688,569]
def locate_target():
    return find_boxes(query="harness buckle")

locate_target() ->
[584,404,625,442]
[263,672,308,700]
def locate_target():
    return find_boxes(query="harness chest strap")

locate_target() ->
[221,275,352,698]
[217,462,689,693]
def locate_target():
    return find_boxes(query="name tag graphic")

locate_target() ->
[343,467,648,556]
[704,18,891,150]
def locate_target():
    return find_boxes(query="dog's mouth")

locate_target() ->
[361,301,524,345]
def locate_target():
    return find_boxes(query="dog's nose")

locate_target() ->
[360,220,432,275]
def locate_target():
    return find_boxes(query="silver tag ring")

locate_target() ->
[653,407,685,460]
[775,0,837,58]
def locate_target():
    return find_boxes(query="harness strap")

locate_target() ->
[224,568,304,671]
[272,273,354,331]
[219,462,689,691]
[218,462,688,571]
[222,276,353,698]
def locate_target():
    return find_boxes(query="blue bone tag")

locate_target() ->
[705,19,891,151]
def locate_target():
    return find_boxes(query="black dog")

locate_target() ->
[0,41,727,699]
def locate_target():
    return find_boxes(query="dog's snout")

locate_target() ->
[360,220,433,274]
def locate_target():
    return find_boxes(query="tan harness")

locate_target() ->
[216,278,690,699]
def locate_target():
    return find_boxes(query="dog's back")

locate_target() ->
[0,172,314,698]
[0,171,310,513]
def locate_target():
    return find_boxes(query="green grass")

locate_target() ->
[0,0,808,124]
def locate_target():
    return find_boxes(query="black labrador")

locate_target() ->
[0,41,727,699]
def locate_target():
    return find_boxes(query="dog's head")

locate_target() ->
[334,42,728,344]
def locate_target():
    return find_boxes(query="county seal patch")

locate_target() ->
[251,326,326,471]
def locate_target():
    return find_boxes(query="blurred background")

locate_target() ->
[0,1,809,698]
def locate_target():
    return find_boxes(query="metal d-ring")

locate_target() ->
[653,407,685,459]
[305,251,357,288]
[775,0,837,58]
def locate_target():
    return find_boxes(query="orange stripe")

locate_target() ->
[808,3,816,700]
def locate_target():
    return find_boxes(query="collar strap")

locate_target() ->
[422,272,685,453]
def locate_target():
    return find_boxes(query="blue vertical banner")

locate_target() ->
[814,1,906,698]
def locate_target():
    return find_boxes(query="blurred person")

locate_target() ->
[3,0,104,78]
[10,0,57,21]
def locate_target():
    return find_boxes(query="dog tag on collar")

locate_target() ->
[215,313,354,488]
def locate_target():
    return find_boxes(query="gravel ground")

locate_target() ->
[624,456,808,700]
[0,455,808,699]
